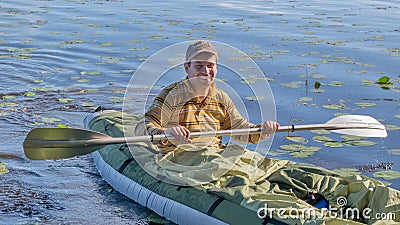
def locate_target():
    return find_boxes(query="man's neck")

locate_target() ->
[192,87,209,102]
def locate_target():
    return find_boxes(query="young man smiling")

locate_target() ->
[142,40,279,152]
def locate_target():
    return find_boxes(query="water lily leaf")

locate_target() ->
[2,95,16,99]
[355,102,376,108]
[110,97,124,103]
[373,170,400,180]
[332,168,361,176]
[57,124,69,128]
[384,124,400,131]
[340,135,364,141]
[281,81,303,88]
[0,111,10,116]
[241,79,256,84]
[280,144,320,152]
[59,98,73,103]
[324,142,343,148]
[313,135,333,142]
[314,81,321,89]
[298,97,313,102]
[245,96,265,101]
[81,102,94,107]
[286,136,308,144]
[267,150,287,156]
[377,76,391,84]
[290,150,315,158]
[395,115,400,119]
[77,79,90,83]
[343,140,376,146]
[0,102,19,107]
[41,117,61,124]
[322,104,346,110]
[388,149,400,155]
[23,92,36,97]
[0,163,9,175]
[311,89,326,93]
[329,81,344,86]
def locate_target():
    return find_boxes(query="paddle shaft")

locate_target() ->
[23,123,384,149]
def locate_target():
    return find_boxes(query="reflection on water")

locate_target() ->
[1,0,399,223]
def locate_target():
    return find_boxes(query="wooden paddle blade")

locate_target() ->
[23,128,111,160]
[326,115,387,138]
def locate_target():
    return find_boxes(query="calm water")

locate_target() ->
[1,0,399,224]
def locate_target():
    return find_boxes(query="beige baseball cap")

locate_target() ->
[185,40,218,63]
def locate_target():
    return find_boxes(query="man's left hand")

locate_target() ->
[261,121,280,138]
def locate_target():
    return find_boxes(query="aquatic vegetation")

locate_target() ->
[286,136,308,144]
[279,144,321,158]
[373,170,400,180]
[0,162,9,175]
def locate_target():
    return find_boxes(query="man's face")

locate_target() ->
[185,60,217,89]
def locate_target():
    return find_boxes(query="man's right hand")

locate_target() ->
[163,125,192,145]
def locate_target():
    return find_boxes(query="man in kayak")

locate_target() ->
[142,40,279,152]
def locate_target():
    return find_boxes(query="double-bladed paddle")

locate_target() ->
[23,115,387,160]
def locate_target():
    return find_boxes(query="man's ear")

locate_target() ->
[184,62,190,73]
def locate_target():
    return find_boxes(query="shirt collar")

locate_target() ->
[182,77,217,104]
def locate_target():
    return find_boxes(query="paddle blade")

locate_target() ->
[326,115,387,138]
[23,128,111,160]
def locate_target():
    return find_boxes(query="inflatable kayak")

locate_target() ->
[84,109,399,225]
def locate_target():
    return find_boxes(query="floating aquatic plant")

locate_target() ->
[59,98,73,103]
[286,136,308,144]
[373,170,400,180]
[0,162,9,175]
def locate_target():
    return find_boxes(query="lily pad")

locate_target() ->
[23,92,36,97]
[290,150,315,158]
[280,81,303,88]
[0,102,19,107]
[313,135,333,142]
[388,149,400,155]
[385,124,400,131]
[322,104,346,110]
[377,76,391,84]
[245,96,265,101]
[343,140,376,147]
[298,97,313,102]
[286,136,308,144]
[42,117,61,124]
[373,170,400,180]
[311,130,331,135]
[0,162,9,175]
[2,95,16,99]
[355,102,377,108]
[280,144,320,152]
[0,111,10,116]
[59,98,73,103]
[324,142,343,148]
[329,81,345,86]
[340,135,364,141]
[57,124,69,128]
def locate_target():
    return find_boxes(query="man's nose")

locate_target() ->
[201,66,210,74]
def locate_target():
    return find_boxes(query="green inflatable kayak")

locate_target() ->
[84,109,399,225]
